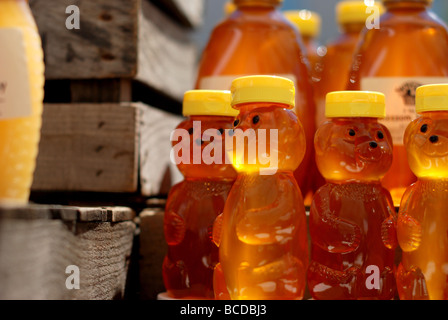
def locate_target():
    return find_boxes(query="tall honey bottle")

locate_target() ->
[347,0,448,205]
[195,0,316,201]
[0,0,45,203]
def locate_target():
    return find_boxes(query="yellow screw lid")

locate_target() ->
[224,1,237,17]
[284,10,321,38]
[416,84,448,113]
[231,75,295,109]
[337,1,384,25]
[326,91,386,118]
[182,90,238,117]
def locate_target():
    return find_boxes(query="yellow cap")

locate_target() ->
[284,10,321,38]
[224,1,237,17]
[231,75,295,109]
[337,1,384,25]
[326,91,386,118]
[183,90,239,117]
[416,84,448,113]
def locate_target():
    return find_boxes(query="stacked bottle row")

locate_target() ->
[164,77,448,300]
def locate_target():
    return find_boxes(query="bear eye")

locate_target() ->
[188,128,194,135]
[348,129,356,137]
[217,128,224,136]
[252,115,260,125]
[233,119,240,127]
[377,131,384,139]
[421,124,428,133]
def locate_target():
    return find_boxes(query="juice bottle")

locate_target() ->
[195,0,316,203]
[283,9,323,82]
[397,84,448,300]
[308,91,397,300]
[316,0,383,127]
[163,90,238,299]
[0,0,45,203]
[213,75,309,300]
[347,0,448,206]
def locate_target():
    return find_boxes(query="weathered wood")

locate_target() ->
[29,0,198,102]
[31,102,183,196]
[0,205,135,300]
[151,0,205,28]
[138,208,167,300]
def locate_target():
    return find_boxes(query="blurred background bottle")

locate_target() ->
[195,0,316,203]
[0,0,45,204]
[347,0,448,205]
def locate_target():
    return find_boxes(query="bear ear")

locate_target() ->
[314,121,334,155]
[403,118,420,148]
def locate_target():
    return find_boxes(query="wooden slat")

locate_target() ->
[29,0,197,102]
[31,102,183,196]
[152,0,205,28]
[0,205,136,300]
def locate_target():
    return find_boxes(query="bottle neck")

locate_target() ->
[234,0,281,9]
[383,0,431,11]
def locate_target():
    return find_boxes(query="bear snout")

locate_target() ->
[369,141,378,149]
[430,135,439,144]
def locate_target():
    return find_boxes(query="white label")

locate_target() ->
[361,77,448,145]
[0,28,31,120]
[199,74,297,91]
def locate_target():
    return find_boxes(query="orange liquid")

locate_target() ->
[397,111,448,300]
[308,117,397,300]
[215,104,309,300]
[163,116,237,299]
[347,0,448,205]
[0,0,44,203]
[195,2,316,202]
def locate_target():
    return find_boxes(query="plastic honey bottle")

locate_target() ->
[163,90,238,299]
[347,0,448,206]
[397,84,448,300]
[308,91,397,300]
[0,0,45,203]
[213,75,309,300]
[195,0,316,203]
[316,0,383,127]
[283,9,323,82]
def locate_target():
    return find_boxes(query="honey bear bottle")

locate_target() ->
[316,1,383,127]
[213,75,309,300]
[163,90,238,299]
[308,91,397,300]
[195,0,316,204]
[397,84,448,300]
[0,0,45,203]
[347,0,448,206]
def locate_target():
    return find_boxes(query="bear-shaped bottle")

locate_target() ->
[213,75,309,300]
[308,91,397,300]
[397,84,448,300]
[163,90,238,299]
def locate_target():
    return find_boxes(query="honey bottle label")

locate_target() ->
[0,28,32,120]
[361,77,448,145]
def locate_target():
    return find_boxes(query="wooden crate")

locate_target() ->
[29,0,199,104]
[31,102,183,196]
[0,205,136,300]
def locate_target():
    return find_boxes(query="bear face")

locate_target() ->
[404,111,448,179]
[173,115,237,180]
[228,103,306,174]
[315,118,393,182]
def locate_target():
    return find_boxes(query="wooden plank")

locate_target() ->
[152,0,205,28]
[136,0,197,101]
[31,102,183,196]
[0,205,136,300]
[29,0,197,102]
[138,208,166,300]
[31,103,140,193]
